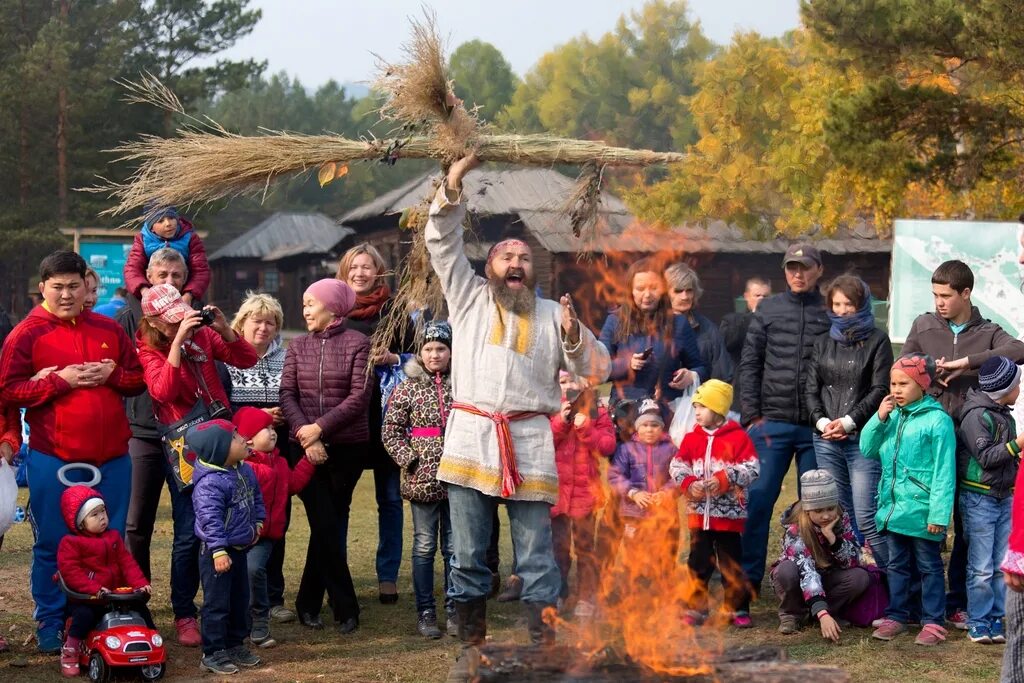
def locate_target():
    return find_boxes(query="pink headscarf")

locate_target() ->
[304,278,356,317]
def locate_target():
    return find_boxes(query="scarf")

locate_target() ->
[828,281,875,344]
[347,284,391,321]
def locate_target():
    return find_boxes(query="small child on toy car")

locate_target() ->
[56,485,153,677]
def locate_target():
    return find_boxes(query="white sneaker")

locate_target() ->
[573,600,595,619]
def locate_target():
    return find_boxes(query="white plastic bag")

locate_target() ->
[0,459,17,537]
[669,374,702,447]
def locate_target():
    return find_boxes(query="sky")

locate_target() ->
[205,0,802,89]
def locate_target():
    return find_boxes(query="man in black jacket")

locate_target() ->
[119,247,203,648]
[739,244,830,607]
[720,277,771,414]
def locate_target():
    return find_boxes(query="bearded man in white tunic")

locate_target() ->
[424,154,610,645]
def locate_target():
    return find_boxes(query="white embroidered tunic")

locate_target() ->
[424,186,610,503]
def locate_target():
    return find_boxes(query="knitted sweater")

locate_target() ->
[669,420,759,532]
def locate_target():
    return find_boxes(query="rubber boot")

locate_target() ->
[455,598,487,645]
[524,602,556,646]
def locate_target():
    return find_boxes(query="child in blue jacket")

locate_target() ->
[188,419,266,675]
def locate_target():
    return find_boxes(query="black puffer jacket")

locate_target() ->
[739,290,829,425]
[806,328,893,431]
[280,320,372,445]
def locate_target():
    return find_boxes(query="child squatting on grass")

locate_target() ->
[187,419,266,675]
[770,470,870,643]
[670,379,759,628]
[861,354,956,646]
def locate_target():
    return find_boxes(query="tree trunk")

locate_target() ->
[17,0,31,206]
[56,0,70,224]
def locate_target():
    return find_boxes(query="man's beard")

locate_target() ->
[488,272,536,315]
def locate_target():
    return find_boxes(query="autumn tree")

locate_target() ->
[500,0,714,152]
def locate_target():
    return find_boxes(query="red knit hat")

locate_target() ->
[232,406,273,440]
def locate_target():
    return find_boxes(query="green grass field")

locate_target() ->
[0,469,1005,681]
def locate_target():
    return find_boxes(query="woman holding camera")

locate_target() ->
[136,284,258,426]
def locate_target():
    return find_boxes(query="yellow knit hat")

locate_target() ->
[692,379,733,418]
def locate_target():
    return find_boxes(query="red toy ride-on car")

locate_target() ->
[58,575,166,682]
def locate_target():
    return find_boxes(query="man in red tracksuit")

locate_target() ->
[0,251,145,653]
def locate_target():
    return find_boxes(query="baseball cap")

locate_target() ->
[782,243,822,268]
[141,284,192,324]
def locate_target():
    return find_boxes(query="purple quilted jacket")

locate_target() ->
[280,320,372,445]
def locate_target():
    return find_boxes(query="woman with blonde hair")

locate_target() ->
[337,242,413,604]
[664,262,732,383]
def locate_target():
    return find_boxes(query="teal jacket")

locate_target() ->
[860,395,956,541]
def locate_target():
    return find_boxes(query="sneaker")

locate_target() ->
[778,614,800,635]
[573,600,595,620]
[226,645,261,668]
[417,609,443,639]
[37,626,63,654]
[200,650,240,675]
[250,619,277,648]
[732,612,753,628]
[175,616,202,647]
[682,610,707,627]
[269,605,296,623]
[967,624,993,644]
[915,623,948,646]
[497,575,523,602]
[297,612,324,630]
[337,617,359,635]
[991,621,1006,644]
[872,618,907,641]
[60,645,79,677]
[948,609,969,631]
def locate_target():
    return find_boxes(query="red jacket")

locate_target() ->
[137,327,258,425]
[0,307,144,463]
[246,448,315,540]
[550,407,616,518]
[123,218,210,300]
[56,486,147,595]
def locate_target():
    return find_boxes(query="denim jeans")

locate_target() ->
[447,484,560,605]
[961,491,1012,629]
[374,461,404,585]
[741,420,817,589]
[125,436,201,620]
[885,531,945,625]
[247,538,276,621]
[28,449,131,630]
[811,433,887,568]
[410,500,454,613]
[199,547,249,656]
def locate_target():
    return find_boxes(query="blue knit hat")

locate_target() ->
[185,419,236,467]
[979,356,1021,400]
[142,200,178,223]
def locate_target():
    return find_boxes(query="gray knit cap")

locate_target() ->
[800,469,839,511]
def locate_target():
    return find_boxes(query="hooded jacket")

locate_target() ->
[772,503,861,617]
[739,290,829,425]
[280,319,371,446]
[956,388,1020,499]
[191,457,265,556]
[0,306,145,463]
[902,307,1024,419]
[123,217,210,300]
[381,357,452,502]
[860,395,957,541]
[550,404,616,518]
[608,433,678,518]
[137,326,258,425]
[246,447,314,539]
[56,487,148,595]
[806,327,893,432]
[669,420,759,532]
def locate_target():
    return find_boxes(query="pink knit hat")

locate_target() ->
[304,279,356,317]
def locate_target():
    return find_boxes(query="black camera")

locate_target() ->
[207,400,230,420]
[198,308,216,327]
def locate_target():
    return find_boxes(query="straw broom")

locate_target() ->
[89,9,684,358]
